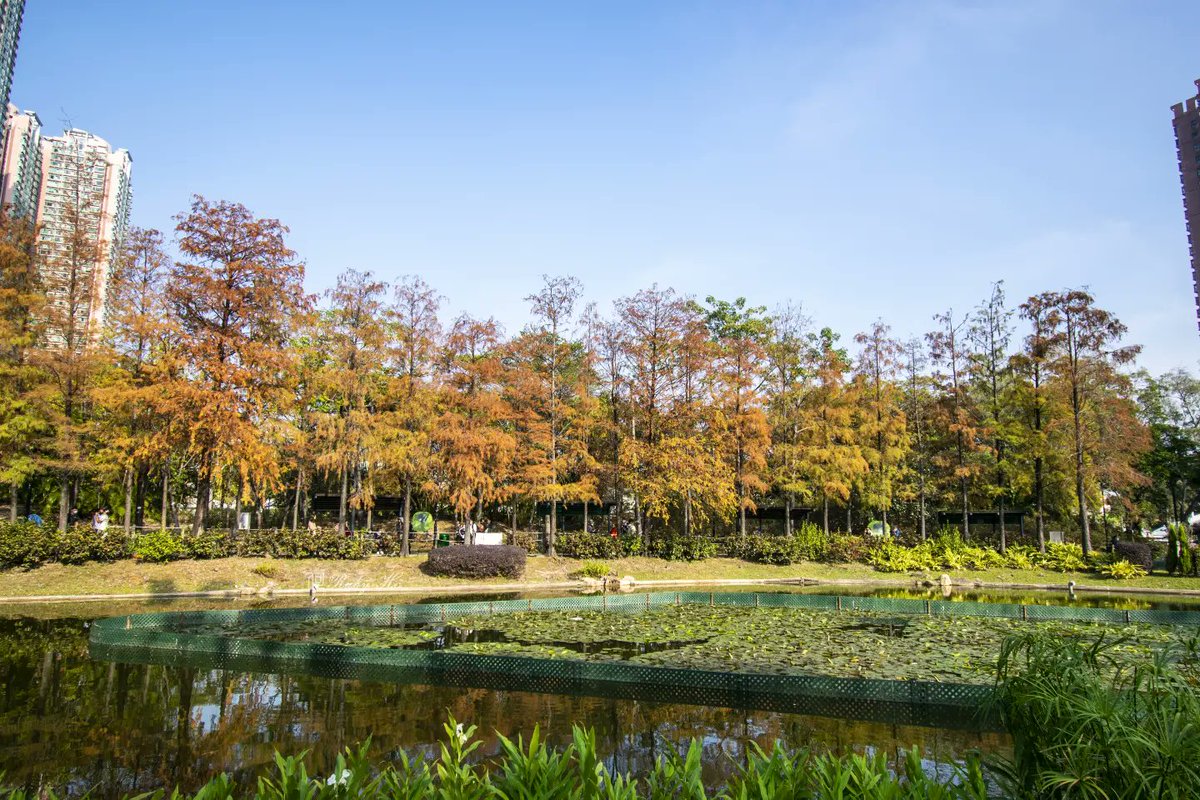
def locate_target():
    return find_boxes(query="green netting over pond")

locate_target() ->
[89,592,1200,731]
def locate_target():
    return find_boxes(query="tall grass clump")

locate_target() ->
[990,631,1200,799]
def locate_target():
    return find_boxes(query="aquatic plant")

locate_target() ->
[0,714,990,799]
[989,631,1200,799]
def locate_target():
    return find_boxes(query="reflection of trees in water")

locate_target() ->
[0,618,1008,797]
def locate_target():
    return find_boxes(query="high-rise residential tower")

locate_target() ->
[36,128,132,340]
[0,0,23,118]
[0,103,40,218]
[1173,79,1200,332]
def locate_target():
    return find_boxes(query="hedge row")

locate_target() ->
[422,545,526,579]
[0,521,372,568]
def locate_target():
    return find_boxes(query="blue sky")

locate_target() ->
[14,1,1200,372]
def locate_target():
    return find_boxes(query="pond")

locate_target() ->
[1,584,1194,797]
[163,604,1189,683]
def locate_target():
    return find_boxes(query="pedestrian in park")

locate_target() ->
[96,508,110,533]
[891,524,902,541]
[27,512,42,525]
[307,519,317,534]
[67,506,79,526]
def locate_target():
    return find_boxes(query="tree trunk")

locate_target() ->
[998,498,1007,553]
[785,494,793,537]
[351,462,362,532]
[961,482,969,541]
[58,476,70,532]
[161,463,169,532]
[192,461,211,536]
[635,494,644,549]
[8,484,17,522]
[123,467,133,534]
[292,468,302,531]
[1073,402,1091,555]
[548,500,557,557]
[337,466,348,530]
[234,475,244,532]
[583,500,589,533]
[822,494,829,536]
[683,492,691,538]
[1035,457,1046,552]
[401,478,412,556]
[918,475,927,541]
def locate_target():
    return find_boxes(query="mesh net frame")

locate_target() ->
[90,591,1199,730]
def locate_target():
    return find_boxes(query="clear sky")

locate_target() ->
[13,1,1200,372]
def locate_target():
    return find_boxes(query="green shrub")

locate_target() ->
[1098,559,1147,580]
[510,530,541,553]
[650,532,716,561]
[1036,542,1088,572]
[824,533,867,563]
[184,529,232,559]
[1003,545,1038,569]
[571,560,610,579]
[236,527,371,559]
[1182,542,1195,577]
[793,521,829,560]
[55,526,131,564]
[251,562,281,579]
[556,531,640,559]
[735,528,827,565]
[867,539,938,573]
[133,529,185,563]
[1112,540,1152,573]
[0,520,57,568]
[735,535,794,564]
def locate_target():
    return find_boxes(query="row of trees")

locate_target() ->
[0,197,1193,556]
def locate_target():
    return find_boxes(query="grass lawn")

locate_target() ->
[5,555,1200,600]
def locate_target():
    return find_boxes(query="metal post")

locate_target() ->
[836,596,842,612]
[1021,605,1028,621]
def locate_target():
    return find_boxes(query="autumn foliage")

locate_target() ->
[0,196,1169,552]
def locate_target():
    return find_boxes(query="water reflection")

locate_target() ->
[0,610,1006,797]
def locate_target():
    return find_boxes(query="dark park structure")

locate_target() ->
[1173,79,1200,332]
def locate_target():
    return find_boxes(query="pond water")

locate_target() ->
[0,589,1016,797]
[3,583,1195,796]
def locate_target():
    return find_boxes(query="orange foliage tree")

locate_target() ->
[166,197,310,535]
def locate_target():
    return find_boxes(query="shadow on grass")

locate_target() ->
[145,578,178,602]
